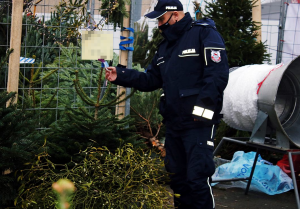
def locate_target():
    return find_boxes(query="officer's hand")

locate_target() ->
[105,67,117,82]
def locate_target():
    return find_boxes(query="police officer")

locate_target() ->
[105,0,229,208]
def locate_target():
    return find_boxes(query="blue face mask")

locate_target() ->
[158,13,173,31]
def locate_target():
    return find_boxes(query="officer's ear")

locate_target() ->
[174,11,184,22]
[173,11,179,20]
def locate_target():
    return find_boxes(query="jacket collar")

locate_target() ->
[161,12,193,42]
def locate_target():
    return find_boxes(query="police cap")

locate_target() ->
[144,0,183,19]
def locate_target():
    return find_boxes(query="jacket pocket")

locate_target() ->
[196,136,215,176]
[179,88,200,118]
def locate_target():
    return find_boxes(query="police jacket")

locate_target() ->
[112,13,229,130]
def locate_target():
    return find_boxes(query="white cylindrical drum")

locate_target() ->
[222,64,282,131]
[222,56,300,148]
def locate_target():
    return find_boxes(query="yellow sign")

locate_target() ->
[81,30,113,60]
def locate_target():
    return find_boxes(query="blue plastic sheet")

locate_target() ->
[212,151,294,195]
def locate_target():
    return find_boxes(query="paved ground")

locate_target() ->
[213,186,297,209]
[165,185,298,208]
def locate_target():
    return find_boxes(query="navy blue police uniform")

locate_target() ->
[111,5,229,209]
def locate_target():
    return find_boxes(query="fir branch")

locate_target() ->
[78,107,94,120]
[154,123,163,138]
[101,89,136,107]
[32,62,43,81]
[33,68,59,84]
[130,106,148,122]
[113,89,136,106]
[101,91,125,107]
[98,81,112,104]
[147,99,157,121]
[19,72,30,83]
[73,79,95,106]
[73,71,95,106]
[44,89,59,108]
[0,48,13,70]
[96,68,104,107]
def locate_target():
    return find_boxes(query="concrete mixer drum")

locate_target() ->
[222,56,300,149]
[275,70,300,128]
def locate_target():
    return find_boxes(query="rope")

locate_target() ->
[195,0,204,20]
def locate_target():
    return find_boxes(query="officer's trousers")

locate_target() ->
[164,125,216,209]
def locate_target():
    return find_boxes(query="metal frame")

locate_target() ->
[212,137,300,209]
[276,0,289,64]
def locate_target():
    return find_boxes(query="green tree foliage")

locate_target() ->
[19,56,59,108]
[43,44,134,113]
[100,0,129,29]
[142,28,164,68]
[0,2,12,60]
[130,89,164,140]
[17,43,115,123]
[0,0,34,58]
[19,43,96,113]
[0,1,33,89]
[45,107,138,163]
[204,0,270,67]
[0,49,13,89]
[129,68,166,156]
[0,0,151,207]
[0,92,40,207]
[29,44,139,163]
[131,24,165,154]
[21,0,89,65]
[132,21,163,68]
[16,144,172,208]
[132,22,149,67]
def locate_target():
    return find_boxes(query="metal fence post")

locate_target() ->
[125,0,135,117]
[276,0,288,64]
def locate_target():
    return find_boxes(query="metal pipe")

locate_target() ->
[288,151,300,209]
[214,137,247,156]
[245,149,260,195]
[212,177,250,183]
[125,0,135,117]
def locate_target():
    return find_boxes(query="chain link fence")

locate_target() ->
[0,0,148,128]
[261,0,300,64]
